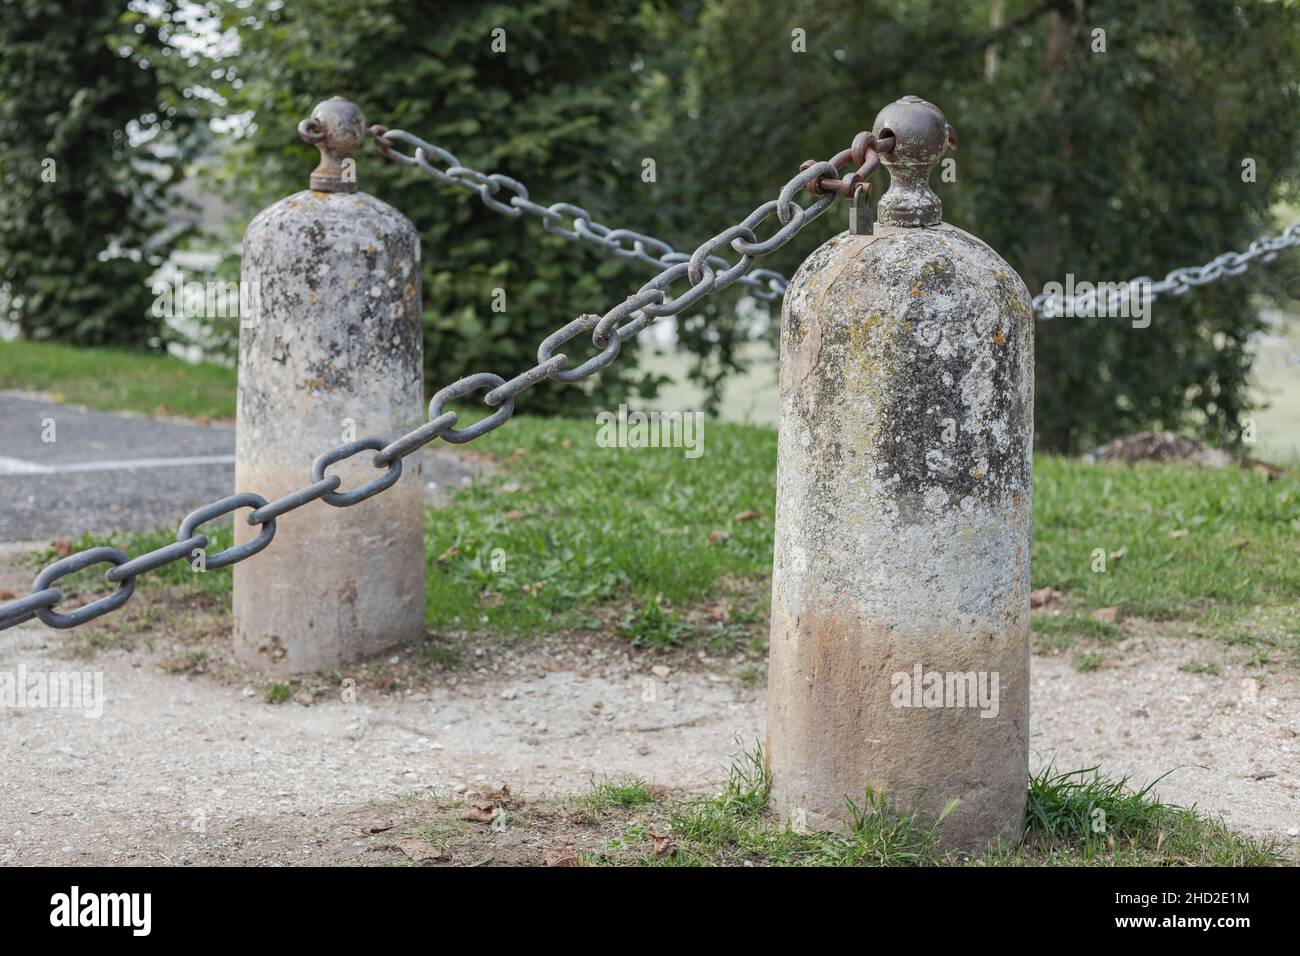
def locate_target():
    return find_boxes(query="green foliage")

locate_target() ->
[644,0,1300,449]
[616,593,692,647]
[163,0,674,412]
[263,680,293,704]
[0,0,194,346]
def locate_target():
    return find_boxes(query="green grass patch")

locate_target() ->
[581,775,658,810]
[263,680,293,704]
[29,415,1299,663]
[422,416,776,637]
[590,746,1281,867]
[1033,456,1300,653]
[0,340,236,419]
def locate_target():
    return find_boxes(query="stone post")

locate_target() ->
[766,96,1033,851]
[233,96,426,674]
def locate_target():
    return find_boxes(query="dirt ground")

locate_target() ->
[1,543,1296,865]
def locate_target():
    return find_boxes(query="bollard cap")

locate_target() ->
[871,95,956,227]
[873,95,956,168]
[298,96,368,193]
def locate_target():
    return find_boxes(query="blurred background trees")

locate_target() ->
[0,0,195,347]
[2,0,1298,449]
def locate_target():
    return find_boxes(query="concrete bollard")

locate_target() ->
[766,96,1033,852]
[233,96,426,674]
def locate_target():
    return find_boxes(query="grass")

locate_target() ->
[263,680,293,704]
[421,416,776,637]
[0,340,236,419]
[28,414,1300,667]
[580,746,1281,867]
[1033,456,1300,660]
[580,775,657,810]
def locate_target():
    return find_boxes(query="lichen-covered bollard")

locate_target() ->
[767,96,1033,852]
[233,96,425,674]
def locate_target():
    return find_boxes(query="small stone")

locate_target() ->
[651,665,671,678]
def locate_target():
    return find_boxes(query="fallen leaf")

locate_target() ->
[1168,528,1188,538]
[647,828,676,858]
[1029,586,1064,609]
[361,822,395,834]
[479,783,513,804]
[705,602,731,622]
[51,539,73,558]
[0,590,15,601]
[522,582,543,598]
[706,530,729,547]
[397,837,447,863]
[732,510,762,522]
[1091,607,1119,624]
[435,545,460,564]
[502,482,521,493]
[463,803,496,823]
[503,510,525,520]
[1108,547,1127,563]
[544,847,578,867]
[480,591,503,608]
[1230,538,1250,551]
[195,417,211,427]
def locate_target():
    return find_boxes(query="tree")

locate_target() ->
[0,0,194,347]
[643,0,1300,451]
[164,0,674,414]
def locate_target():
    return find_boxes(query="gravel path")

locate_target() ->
[0,594,1295,864]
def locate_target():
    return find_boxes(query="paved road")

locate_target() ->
[0,392,479,541]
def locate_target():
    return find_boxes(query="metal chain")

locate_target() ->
[371,126,1300,320]
[0,130,884,633]
[7,123,1299,633]
[1033,222,1300,319]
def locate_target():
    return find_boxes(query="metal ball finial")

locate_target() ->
[871,95,957,227]
[298,96,368,193]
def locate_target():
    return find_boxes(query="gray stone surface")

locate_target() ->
[767,221,1034,852]
[235,188,427,674]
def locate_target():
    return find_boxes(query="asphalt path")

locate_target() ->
[0,392,478,542]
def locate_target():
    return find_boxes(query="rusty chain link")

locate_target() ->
[0,129,884,633]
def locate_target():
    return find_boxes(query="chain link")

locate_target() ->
[1033,222,1300,319]
[7,124,1298,632]
[0,129,880,633]
[373,125,1300,323]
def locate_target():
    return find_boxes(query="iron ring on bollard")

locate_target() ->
[312,439,404,506]
[179,493,277,569]
[34,547,137,629]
